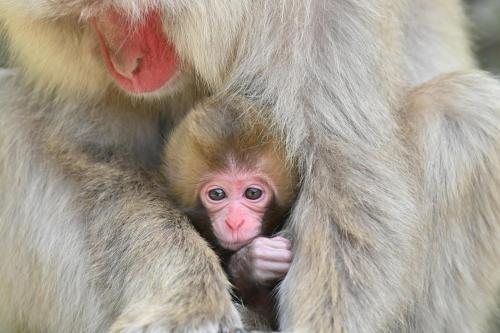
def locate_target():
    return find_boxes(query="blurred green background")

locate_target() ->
[0,32,6,66]
[0,1,498,73]
[468,0,500,74]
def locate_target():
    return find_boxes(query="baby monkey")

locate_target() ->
[163,98,298,326]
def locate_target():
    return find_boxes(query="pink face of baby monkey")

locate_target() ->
[199,170,275,251]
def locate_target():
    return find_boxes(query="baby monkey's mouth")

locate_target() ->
[218,234,258,252]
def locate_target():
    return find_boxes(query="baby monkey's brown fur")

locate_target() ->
[164,98,297,211]
[163,98,298,328]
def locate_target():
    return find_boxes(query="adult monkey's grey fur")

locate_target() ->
[0,1,499,332]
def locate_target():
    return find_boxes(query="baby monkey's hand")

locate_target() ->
[229,236,293,286]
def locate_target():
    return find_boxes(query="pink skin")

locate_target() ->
[199,170,292,285]
[228,236,292,286]
[92,9,177,94]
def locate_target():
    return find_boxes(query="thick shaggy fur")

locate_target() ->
[0,1,499,332]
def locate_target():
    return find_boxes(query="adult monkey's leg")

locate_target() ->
[406,71,500,333]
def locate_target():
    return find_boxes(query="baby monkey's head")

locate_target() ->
[163,98,298,251]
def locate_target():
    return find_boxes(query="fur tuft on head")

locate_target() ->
[163,97,298,210]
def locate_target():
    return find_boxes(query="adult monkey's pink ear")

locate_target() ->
[92,9,177,94]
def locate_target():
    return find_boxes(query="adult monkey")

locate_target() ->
[0,1,500,333]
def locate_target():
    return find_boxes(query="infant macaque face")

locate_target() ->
[199,169,274,251]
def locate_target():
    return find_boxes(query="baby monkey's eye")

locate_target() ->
[208,188,226,201]
[245,187,263,200]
